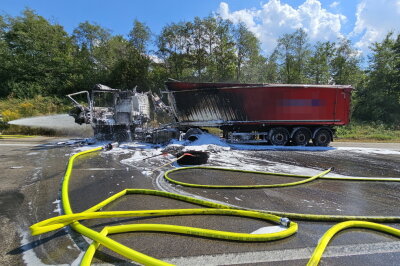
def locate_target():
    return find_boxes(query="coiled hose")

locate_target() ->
[30,147,400,265]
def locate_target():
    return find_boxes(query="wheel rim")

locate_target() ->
[271,129,288,145]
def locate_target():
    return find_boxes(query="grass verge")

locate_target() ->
[335,123,400,142]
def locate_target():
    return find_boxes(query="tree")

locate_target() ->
[393,34,400,99]
[263,50,279,83]
[71,22,113,91]
[277,28,311,83]
[106,36,151,90]
[331,38,361,85]
[190,17,213,80]
[307,41,336,84]
[0,15,10,97]
[234,23,261,82]
[353,33,400,124]
[73,21,110,52]
[128,19,151,54]
[211,17,236,82]
[2,9,76,97]
[157,22,192,79]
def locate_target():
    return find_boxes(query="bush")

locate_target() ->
[1,109,21,122]
[335,123,400,141]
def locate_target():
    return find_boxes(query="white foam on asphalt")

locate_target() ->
[251,225,286,234]
[336,146,400,155]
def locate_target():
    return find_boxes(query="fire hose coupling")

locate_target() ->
[280,217,291,227]
[104,142,119,151]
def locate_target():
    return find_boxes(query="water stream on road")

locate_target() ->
[8,114,93,136]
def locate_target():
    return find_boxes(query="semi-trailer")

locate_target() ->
[165,81,352,146]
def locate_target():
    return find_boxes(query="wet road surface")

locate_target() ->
[1,137,399,265]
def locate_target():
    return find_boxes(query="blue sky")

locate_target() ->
[1,0,399,55]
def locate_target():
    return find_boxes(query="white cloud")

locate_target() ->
[329,1,340,9]
[218,0,346,53]
[352,0,400,53]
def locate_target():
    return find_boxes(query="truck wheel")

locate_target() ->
[269,127,289,146]
[313,129,331,146]
[292,128,311,146]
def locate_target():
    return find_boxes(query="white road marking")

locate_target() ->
[164,241,400,265]
[0,143,38,146]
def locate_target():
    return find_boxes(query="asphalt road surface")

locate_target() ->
[1,136,399,265]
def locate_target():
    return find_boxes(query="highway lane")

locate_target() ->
[1,137,399,265]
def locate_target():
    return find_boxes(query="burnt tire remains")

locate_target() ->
[177,151,209,165]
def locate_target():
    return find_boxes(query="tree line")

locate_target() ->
[0,9,399,124]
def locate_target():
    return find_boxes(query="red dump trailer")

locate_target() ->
[165,81,352,146]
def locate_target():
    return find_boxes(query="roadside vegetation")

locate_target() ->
[0,9,399,139]
[335,124,400,142]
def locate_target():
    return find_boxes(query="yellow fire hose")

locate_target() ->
[30,147,400,265]
[307,221,400,266]
[165,166,333,188]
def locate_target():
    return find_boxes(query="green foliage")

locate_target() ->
[336,123,400,141]
[276,28,311,83]
[73,21,111,51]
[0,95,70,118]
[129,19,151,54]
[234,22,261,82]
[331,38,362,85]
[0,9,77,97]
[353,33,400,124]
[307,41,335,84]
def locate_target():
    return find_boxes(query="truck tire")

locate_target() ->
[269,127,289,146]
[292,128,311,146]
[313,129,331,146]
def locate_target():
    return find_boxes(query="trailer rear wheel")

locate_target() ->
[313,129,331,146]
[269,127,289,146]
[292,128,311,146]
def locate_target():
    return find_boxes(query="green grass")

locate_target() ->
[335,123,400,142]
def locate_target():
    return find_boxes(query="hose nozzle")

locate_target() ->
[280,217,291,227]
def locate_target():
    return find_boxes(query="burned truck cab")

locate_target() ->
[67,84,150,141]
